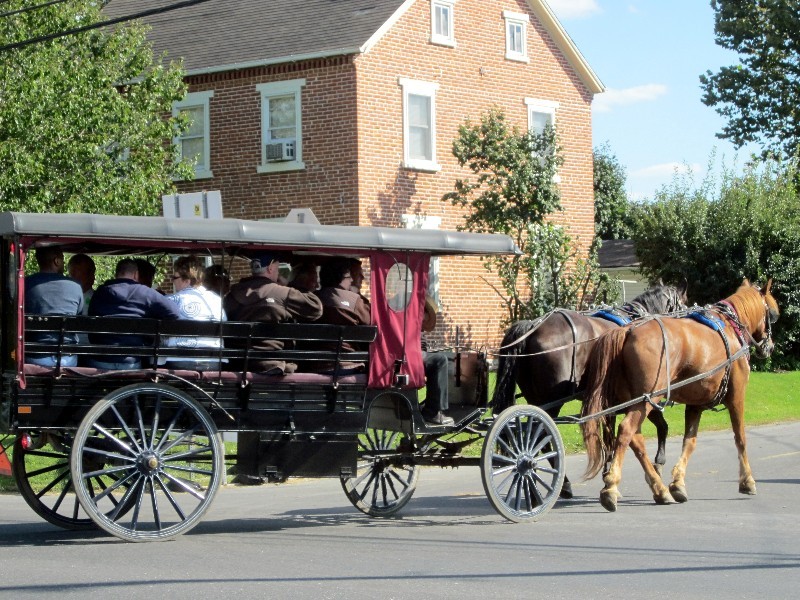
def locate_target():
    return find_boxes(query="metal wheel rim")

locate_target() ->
[341,429,418,517]
[12,432,99,530]
[481,405,565,523]
[71,383,224,542]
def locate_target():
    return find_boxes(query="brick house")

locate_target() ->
[106,0,603,346]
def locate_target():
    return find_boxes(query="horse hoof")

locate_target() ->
[739,480,757,495]
[599,491,617,512]
[559,480,573,499]
[654,490,674,505]
[669,483,688,503]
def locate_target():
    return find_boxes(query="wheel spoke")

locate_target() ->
[109,403,144,454]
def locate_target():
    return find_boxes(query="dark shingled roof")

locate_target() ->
[598,239,639,269]
[103,0,406,74]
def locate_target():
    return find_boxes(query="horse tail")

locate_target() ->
[581,327,628,480]
[491,320,535,414]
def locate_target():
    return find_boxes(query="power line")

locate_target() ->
[0,0,213,53]
[0,0,72,19]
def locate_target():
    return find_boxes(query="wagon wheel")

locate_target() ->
[341,429,419,517]
[71,383,224,542]
[481,405,565,523]
[12,431,103,530]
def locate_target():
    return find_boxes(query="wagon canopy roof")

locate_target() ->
[0,212,520,257]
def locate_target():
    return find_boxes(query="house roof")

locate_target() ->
[103,0,603,92]
[598,239,639,269]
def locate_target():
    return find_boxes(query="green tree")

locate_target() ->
[0,1,191,215]
[593,143,632,239]
[445,108,614,323]
[700,0,800,159]
[630,158,800,369]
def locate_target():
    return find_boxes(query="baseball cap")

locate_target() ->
[251,253,279,274]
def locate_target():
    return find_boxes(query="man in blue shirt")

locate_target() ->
[24,246,84,367]
[88,258,182,369]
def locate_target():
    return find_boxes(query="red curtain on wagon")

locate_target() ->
[368,252,428,389]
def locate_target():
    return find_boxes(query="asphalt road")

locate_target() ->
[1,422,798,599]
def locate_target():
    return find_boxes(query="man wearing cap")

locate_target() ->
[224,252,323,375]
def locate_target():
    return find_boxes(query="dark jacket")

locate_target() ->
[88,278,182,348]
[314,287,371,370]
[224,275,323,372]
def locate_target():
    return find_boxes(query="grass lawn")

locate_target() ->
[2,371,798,493]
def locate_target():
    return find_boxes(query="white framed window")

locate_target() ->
[256,79,306,174]
[525,98,560,181]
[525,98,558,135]
[430,0,456,47]
[503,10,529,63]
[173,90,214,179]
[399,78,441,172]
[402,214,441,305]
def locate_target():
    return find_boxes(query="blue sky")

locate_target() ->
[547,0,757,200]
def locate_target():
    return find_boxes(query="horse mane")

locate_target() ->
[624,284,685,317]
[725,283,766,331]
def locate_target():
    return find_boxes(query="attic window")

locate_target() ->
[430,0,455,47]
[503,10,529,63]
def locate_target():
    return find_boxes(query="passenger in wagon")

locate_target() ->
[223,252,323,375]
[313,258,371,374]
[24,246,84,367]
[86,258,182,369]
[67,253,96,314]
[161,255,226,371]
[204,264,231,297]
[288,260,319,293]
[421,297,453,426]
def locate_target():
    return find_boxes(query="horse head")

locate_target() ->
[732,279,779,358]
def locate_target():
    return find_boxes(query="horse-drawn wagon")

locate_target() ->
[0,211,568,541]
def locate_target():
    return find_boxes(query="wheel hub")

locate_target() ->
[517,454,534,474]
[138,452,161,474]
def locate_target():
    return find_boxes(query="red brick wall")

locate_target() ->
[354,0,596,346]
[177,56,360,224]
[172,0,597,349]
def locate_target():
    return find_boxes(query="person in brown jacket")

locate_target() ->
[315,257,371,374]
[224,252,322,375]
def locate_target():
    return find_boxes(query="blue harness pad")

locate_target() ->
[591,310,630,326]
[686,310,725,331]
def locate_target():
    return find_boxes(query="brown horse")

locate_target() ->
[581,279,779,512]
[492,282,687,498]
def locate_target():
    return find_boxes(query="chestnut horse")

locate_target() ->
[492,282,687,498]
[581,279,779,512]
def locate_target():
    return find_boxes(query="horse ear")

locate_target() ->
[657,277,664,286]
[742,278,750,287]
[678,277,688,296]
[765,278,773,295]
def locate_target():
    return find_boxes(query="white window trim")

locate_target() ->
[399,77,441,172]
[256,79,306,174]
[503,10,529,63]
[173,90,214,180]
[525,98,559,130]
[430,0,456,48]
[525,98,561,183]
[402,214,442,305]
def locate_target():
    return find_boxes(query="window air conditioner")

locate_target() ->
[265,140,296,162]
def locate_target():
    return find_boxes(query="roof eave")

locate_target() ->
[182,47,363,77]
[528,0,605,94]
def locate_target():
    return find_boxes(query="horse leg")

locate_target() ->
[725,385,756,495]
[629,430,673,505]
[669,405,703,503]
[647,409,668,475]
[598,409,645,512]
